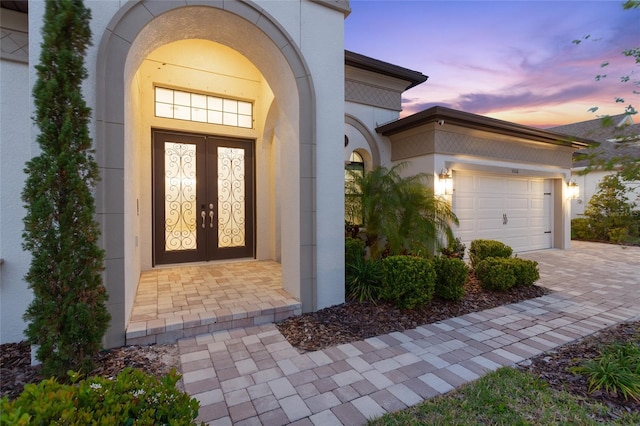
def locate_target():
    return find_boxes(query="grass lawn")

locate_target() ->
[369,367,640,425]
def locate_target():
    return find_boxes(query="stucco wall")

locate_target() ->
[1,10,32,344]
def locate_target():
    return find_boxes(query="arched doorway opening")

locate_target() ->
[96,3,315,347]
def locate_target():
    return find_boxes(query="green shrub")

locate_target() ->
[475,257,517,291]
[346,257,382,302]
[571,218,597,240]
[469,239,513,268]
[440,237,466,260]
[345,237,366,266]
[380,255,436,309]
[0,368,202,425]
[571,342,640,401]
[433,257,469,301]
[476,257,540,290]
[512,258,540,287]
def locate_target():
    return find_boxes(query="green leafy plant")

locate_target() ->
[345,237,366,266]
[475,257,540,291]
[571,218,597,240]
[475,257,517,292]
[380,255,436,309]
[345,162,458,260]
[511,258,540,287]
[433,256,469,301]
[571,342,640,401]
[346,257,383,302]
[0,368,203,425]
[583,173,638,244]
[21,0,110,378]
[440,237,466,260]
[469,239,513,269]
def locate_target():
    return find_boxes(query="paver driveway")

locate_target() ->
[177,241,640,425]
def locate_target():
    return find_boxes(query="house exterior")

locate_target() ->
[549,114,640,219]
[1,0,590,347]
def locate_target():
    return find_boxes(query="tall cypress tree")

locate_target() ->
[22,0,110,378]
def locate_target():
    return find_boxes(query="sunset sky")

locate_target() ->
[345,1,640,128]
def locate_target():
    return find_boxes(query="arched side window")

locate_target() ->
[345,150,365,226]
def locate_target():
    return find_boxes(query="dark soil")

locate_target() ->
[0,341,179,401]
[276,276,549,352]
[2,275,638,417]
[518,320,640,417]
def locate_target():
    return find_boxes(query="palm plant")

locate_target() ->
[345,162,458,259]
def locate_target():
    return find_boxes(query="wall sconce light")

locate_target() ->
[567,178,579,200]
[437,168,453,196]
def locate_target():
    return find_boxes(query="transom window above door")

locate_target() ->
[155,87,253,129]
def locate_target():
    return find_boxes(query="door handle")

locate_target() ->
[201,211,206,228]
[209,211,214,228]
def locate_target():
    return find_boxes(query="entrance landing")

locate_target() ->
[125,261,301,345]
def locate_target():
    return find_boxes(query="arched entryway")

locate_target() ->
[95,2,316,347]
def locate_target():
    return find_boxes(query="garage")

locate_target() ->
[454,171,553,253]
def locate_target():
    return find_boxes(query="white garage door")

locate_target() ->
[453,172,552,253]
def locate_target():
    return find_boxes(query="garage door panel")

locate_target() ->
[454,172,552,253]
[506,179,529,193]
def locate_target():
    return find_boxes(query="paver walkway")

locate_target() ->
[177,241,640,425]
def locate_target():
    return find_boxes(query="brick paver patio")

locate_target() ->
[177,241,640,425]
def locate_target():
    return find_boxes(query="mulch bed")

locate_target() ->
[0,342,179,401]
[518,320,640,417]
[276,276,549,352]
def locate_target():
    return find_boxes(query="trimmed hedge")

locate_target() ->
[380,255,436,309]
[476,257,540,291]
[0,368,202,425]
[434,257,469,301]
[469,239,512,268]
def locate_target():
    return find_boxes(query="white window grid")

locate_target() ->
[155,87,253,129]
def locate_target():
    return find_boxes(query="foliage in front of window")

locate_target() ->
[345,163,458,260]
[475,257,540,291]
[0,368,203,425]
[433,256,469,301]
[380,255,436,309]
[468,239,513,269]
[21,0,110,378]
[576,173,639,245]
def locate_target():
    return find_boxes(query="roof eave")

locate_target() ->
[376,106,595,149]
[345,50,428,90]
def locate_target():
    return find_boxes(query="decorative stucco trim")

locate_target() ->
[345,114,381,167]
[1,8,28,63]
[310,0,351,17]
[345,79,401,111]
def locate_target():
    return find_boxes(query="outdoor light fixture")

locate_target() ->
[437,168,453,196]
[567,179,579,200]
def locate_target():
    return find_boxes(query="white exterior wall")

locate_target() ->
[0,10,31,344]
[299,2,346,309]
